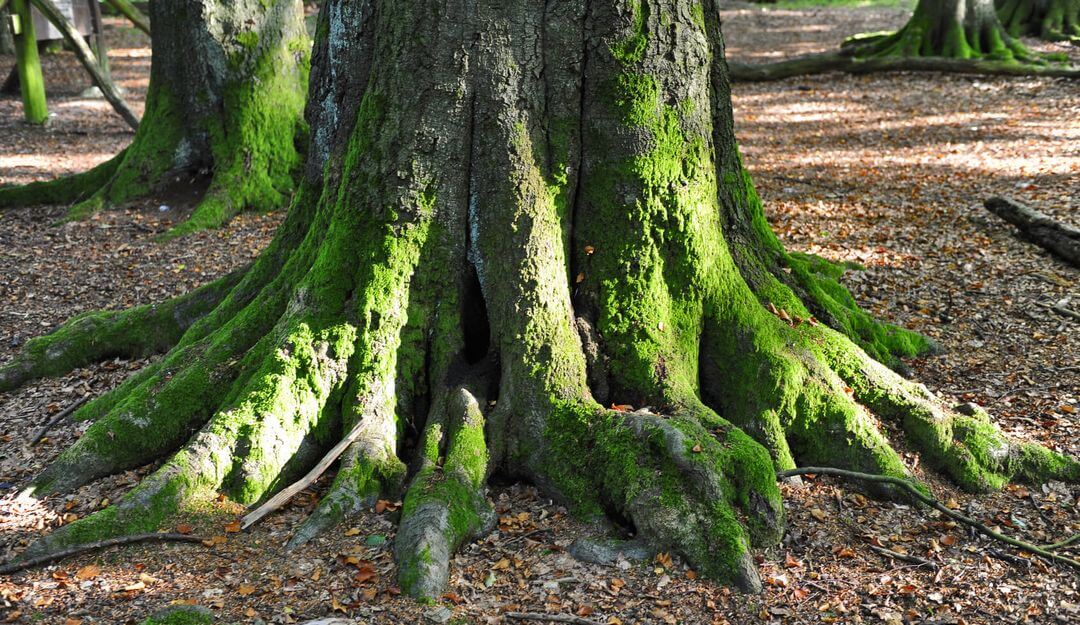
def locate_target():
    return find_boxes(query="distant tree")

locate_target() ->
[848,0,1035,61]
[0,0,310,237]
[998,0,1080,40]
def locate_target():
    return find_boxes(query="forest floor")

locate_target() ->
[1,5,1079,625]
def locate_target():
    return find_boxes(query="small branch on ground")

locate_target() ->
[504,612,604,625]
[1044,534,1080,551]
[985,196,1080,266]
[778,467,1080,570]
[241,418,372,530]
[728,52,1080,82]
[1049,301,1080,322]
[0,533,205,575]
[867,544,937,568]
[29,395,90,445]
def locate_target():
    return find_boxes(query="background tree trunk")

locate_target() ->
[998,0,1080,40]
[850,0,1035,60]
[0,0,310,237]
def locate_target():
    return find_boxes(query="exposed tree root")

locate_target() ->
[728,51,1080,82]
[396,388,495,599]
[780,467,1080,570]
[0,268,243,394]
[0,533,205,576]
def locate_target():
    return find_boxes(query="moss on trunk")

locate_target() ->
[6,0,1077,602]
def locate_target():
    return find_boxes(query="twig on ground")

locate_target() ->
[777,467,1080,570]
[868,544,937,568]
[30,395,89,445]
[504,528,552,547]
[241,418,371,530]
[0,533,205,575]
[504,612,603,625]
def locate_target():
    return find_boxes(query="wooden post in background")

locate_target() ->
[11,0,48,123]
[86,0,109,82]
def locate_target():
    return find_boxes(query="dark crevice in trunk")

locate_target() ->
[462,264,491,365]
[569,0,595,322]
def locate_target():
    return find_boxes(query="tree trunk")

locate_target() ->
[6,0,1078,601]
[1,2,14,56]
[0,0,309,237]
[998,0,1080,40]
[850,0,1035,60]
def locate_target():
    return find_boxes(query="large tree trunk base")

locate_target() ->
[6,0,1078,603]
[998,0,1080,42]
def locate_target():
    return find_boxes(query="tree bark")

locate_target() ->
[5,0,1077,603]
[0,0,309,237]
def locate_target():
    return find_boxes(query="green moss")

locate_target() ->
[0,271,241,394]
[167,28,310,238]
[140,606,213,625]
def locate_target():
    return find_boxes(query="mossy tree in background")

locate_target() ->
[998,0,1080,41]
[0,0,310,237]
[3,0,1077,601]
[846,0,1038,61]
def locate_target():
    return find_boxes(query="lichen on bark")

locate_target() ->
[5,0,1077,602]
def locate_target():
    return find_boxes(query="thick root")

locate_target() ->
[287,384,407,550]
[0,269,242,394]
[22,315,353,557]
[0,151,125,210]
[395,388,494,600]
[592,409,783,593]
[824,340,1080,490]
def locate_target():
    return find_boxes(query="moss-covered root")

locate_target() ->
[998,0,1080,41]
[0,151,125,210]
[0,269,243,394]
[21,319,351,558]
[395,388,495,601]
[827,344,1080,491]
[586,409,783,593]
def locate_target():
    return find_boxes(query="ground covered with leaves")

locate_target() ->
[0,5,1078,625]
